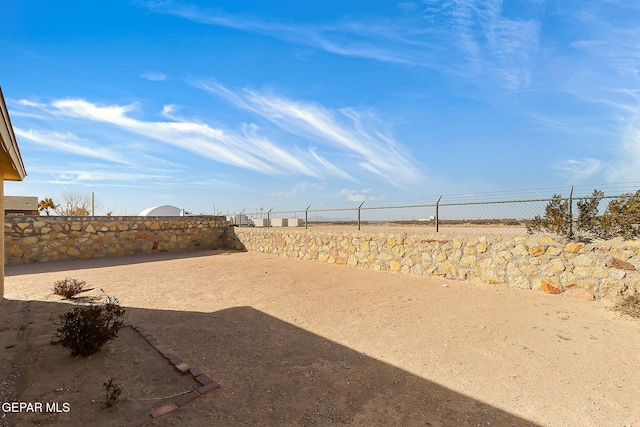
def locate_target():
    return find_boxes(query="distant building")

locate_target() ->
[5,196,38,215]
[138,205,192,216]
[0,87,27,299]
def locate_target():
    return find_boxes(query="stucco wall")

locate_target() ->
[5,215,231,264]
[233,228,640,300]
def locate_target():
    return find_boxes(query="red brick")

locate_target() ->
[189,367,203,378]
[154,344,170,355]
[168,354,184,365]
[195,374,214,386]
[150,403,179,418]
[197,381,220,395]
[146,337,159,346]
[175,362,191,374]
[175,390,201,407]
[123,413,153,427]
[138,330,151,337]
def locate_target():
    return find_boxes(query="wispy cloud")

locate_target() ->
[52,170,170,183]
[16,94,406,182]
[337,188,367,202]
[552,3,640,183]
[148,1,541,89]
[19,97,317,176]
[14,128,132,165]
[191,178,245,190]
[552,158,603,181]
[266,181,324,198]
[337,188,385,203]
[22,162,172,188]
[145,2,434,66]
[140,71,167,82]
[605,119,640,182]
[200,81,424,187]
[423,0,541,88]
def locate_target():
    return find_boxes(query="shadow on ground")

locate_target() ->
[1,294,540,426]
[4,249,245,277]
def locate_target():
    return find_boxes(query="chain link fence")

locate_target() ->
[225,183,640,236]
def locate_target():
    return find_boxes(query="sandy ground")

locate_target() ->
[1,249,639,426]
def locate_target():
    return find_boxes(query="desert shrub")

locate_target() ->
[53,278,87,299]
[528,189,640,240]
[576,190,604,234]
[102,378,123,408]
[611,294,640,319]
[595,190,640,240]
[527,194,571,236]
[55,296,127,356]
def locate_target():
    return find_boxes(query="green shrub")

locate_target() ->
[527,194,571,236]
[528,189,640,240]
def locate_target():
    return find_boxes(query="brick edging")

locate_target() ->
[122,321,220,427]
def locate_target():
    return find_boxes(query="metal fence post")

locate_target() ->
[305,204,311,230]
[267,207,273,228]
[569,185,574,237]
[435,195,442,233]
[357,201,365,231]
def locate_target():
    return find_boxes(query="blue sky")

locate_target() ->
[2,0,640,215]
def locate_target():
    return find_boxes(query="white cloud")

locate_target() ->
[18,94,414,183]
[423,0,541,89]
[605,120,640,181]
[191,178,244,190]
[266,181,324,198]
[140,71,167,81]
[14,128,131,165]
[337,188,377,203]
[201,82,424,187]
[552,158,603,181]
[161,104,180,118]
[54,170,169,183]
[25,97,313,176]
[146,1,456,68]
[150,1,540,88]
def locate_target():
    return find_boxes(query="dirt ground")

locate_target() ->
[1,249,639,426]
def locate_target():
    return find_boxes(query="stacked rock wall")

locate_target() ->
[233,228,640,300]
[5,216,229,264]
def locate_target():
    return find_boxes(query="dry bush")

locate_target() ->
[55,296,127,356]
[102,378,123,408]
[611,294,640,320]
[53,278,88,299]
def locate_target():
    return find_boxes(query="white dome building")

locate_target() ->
[137,205,191,216]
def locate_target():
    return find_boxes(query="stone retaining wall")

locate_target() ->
[5,216,230,264]
[232,228,640,300]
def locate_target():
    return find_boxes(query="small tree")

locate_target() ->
[55,191,96,216]
[38,198,57,216]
